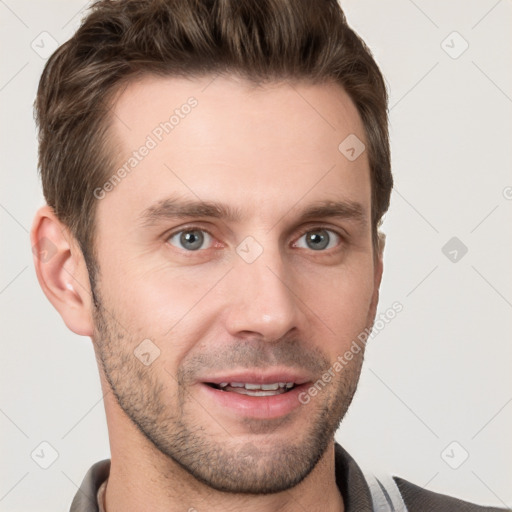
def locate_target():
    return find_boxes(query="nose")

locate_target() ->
[223,246,303,342]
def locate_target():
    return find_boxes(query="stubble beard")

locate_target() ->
[92,291,365,495]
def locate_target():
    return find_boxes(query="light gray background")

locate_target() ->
[1,0,511,510]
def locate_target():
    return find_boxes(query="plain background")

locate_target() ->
[1,0,511,510]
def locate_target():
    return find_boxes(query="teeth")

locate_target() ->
[215,382,295,391]
[261,383,279,390]
[232,388,284,397]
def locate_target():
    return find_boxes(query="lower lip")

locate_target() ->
[199,383,310,420]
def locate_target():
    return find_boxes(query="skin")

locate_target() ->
[31,74,383,512]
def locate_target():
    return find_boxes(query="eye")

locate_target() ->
[167,229,213,251]
[294,228,341,251]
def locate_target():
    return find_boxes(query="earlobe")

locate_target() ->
[30,205,95,337]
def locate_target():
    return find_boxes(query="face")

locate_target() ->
[90,75,380,493]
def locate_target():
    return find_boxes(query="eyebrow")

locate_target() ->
[137,196,367,228]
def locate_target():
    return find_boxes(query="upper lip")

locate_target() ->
[200,370,313,386]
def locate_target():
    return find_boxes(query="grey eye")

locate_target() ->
[168,229,212,251]
[295,229,339,251]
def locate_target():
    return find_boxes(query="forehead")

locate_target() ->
[100,74,371,229]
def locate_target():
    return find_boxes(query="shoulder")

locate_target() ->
[334,441,507,512]
[394,477,509,512]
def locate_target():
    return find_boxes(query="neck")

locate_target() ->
[104,440,344,512]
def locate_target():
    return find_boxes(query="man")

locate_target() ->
[30,0,506,510]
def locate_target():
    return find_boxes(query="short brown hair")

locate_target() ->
[35,0,392,283]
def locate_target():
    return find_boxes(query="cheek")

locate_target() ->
[105,256,210,319]
[296,261,376,342]
[102,262,227,357]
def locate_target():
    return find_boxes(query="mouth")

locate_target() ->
[198,372,312,420]
[205,381,297,397]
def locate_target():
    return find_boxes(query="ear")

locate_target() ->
[30,205,95,336]
[367,232,385,326]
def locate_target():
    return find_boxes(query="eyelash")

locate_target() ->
[165,225,345,252]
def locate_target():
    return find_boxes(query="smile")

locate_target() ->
[207,382,296,396]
